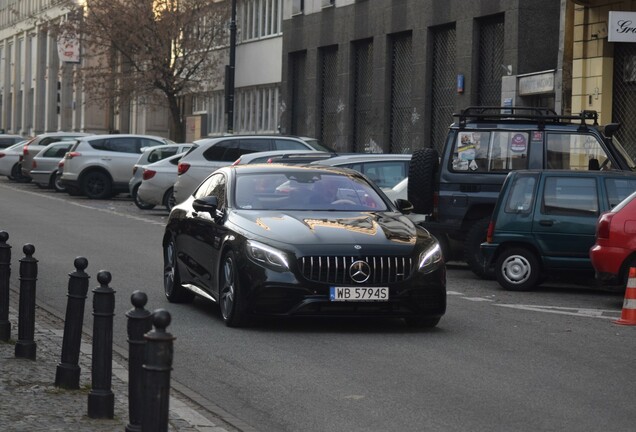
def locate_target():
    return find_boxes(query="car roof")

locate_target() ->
[227,163,363,177]
[194,134,311,144]
[313,153,412,165]
[80,134,169,140]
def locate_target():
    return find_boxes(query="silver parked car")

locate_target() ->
[30,141,76,191]
[173,135,330,205]
[232,149,335,165]
[61,134,174,199]
[311,153,412,190]
[129,143,194,209]
[0,141,30,181]
[20,132,93,179]
[136,153,185,211]
[0,134,27,150]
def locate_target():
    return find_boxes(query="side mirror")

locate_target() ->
[395,198,414,214]
[193,195,219,214]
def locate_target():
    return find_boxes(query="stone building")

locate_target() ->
[279,0,562,153]
[0,0,170,137]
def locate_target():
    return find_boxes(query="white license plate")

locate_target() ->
[329,286,389,301]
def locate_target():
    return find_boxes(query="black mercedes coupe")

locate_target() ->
[162,164,446,327]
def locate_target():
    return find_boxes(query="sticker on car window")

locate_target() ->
[510,133,527,152]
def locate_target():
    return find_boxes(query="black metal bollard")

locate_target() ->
[15,244,38,360]
[125,291,152,432]
[142,309,175,432]
[55,257,90,389]
[87,270,115,419]
[0,231,11,341]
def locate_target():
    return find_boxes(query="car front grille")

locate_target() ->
[298,256,413,285]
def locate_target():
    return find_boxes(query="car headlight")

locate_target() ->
[246,240,290,271]
[418,242,443,273]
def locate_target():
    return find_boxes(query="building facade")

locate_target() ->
[0,0,170,137]
[279,0,562,153]
[190,0,284,138]
[569,0,636,159]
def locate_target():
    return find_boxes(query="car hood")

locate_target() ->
[231,210,420,252]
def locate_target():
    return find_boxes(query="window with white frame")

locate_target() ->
[292,0,303,15]
[202,90,226,135]
[239,0,281,42]
[235,85,280,133]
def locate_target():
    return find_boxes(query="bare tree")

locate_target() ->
[52,0,230,141]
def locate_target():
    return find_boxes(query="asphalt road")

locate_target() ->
[1,178,635,432]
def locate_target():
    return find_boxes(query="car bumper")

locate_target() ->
[237,260,447,319]
[480,242,498,272]
[589,244,629,277]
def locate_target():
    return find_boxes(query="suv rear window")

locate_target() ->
[451,131,529,172]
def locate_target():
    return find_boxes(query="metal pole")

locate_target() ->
[125,291,152,432]
[15,244,38,360]
[142,309,175,432]
[226,0,237,133]
[0,231,11,341]
[55,257,90,389]
[87,270,115,419]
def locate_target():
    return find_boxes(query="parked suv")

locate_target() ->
[481,169,636,291]
[407,106,636,277]
[21,132,93,179]
[173,135,330,204]
[61,134,174,199]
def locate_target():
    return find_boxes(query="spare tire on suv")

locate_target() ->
[407,147,438,215]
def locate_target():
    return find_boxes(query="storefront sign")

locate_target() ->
[518,71,554,96]
[609,11,636,43]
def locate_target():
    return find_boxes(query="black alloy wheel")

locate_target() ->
[163,238,194,303]
[219,250,248,327]
[82,171,112,199]
[133,184,156,210]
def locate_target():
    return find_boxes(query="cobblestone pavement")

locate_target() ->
[0,297,235,432]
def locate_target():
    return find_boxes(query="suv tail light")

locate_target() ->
[596,212,613,239]
[486,220,495,243]
[23,145,29,156]
[177,162,190,175]
[143,169,156,180]
[66,151,81,159]
[32,160,37,169]
[0,153,5,158]
[432,192,439,219]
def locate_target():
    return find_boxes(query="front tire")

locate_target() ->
[163,237,194,303]
[495,247,541,291]
[219,250,248,327]
[82,171,113,199]
[404,316,441,328]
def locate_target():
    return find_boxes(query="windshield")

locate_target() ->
[234,171,388,211]
[301,138,335,153]
[610,136,636,171]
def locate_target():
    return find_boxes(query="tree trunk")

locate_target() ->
[167,94,185,142]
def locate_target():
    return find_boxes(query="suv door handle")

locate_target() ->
[539,219,554,226]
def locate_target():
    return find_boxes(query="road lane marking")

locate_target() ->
[495,304,620,319]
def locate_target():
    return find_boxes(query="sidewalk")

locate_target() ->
[0,297,237,432]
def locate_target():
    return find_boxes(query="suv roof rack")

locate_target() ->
[454,106,599,129]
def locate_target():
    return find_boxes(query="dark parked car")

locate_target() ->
[481,169,636,291]
[590,191,636,290]
[163,164,446,327]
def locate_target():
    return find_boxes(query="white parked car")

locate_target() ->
[129,143,194,209]
[61,134,174,199]
[30,141,76,191]
[136,153,185,210]
[20,132,93,179]
[0,141,30,181]
[311,153,411,190]
[173,135,329,204]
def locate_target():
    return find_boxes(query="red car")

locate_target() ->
[590,191,636,289]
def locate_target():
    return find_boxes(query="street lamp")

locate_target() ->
[225,0,237,133]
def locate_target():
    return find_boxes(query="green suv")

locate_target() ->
[481,169,636,291]
[407,107,636,278]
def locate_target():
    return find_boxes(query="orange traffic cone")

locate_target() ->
[615,267,636,326]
